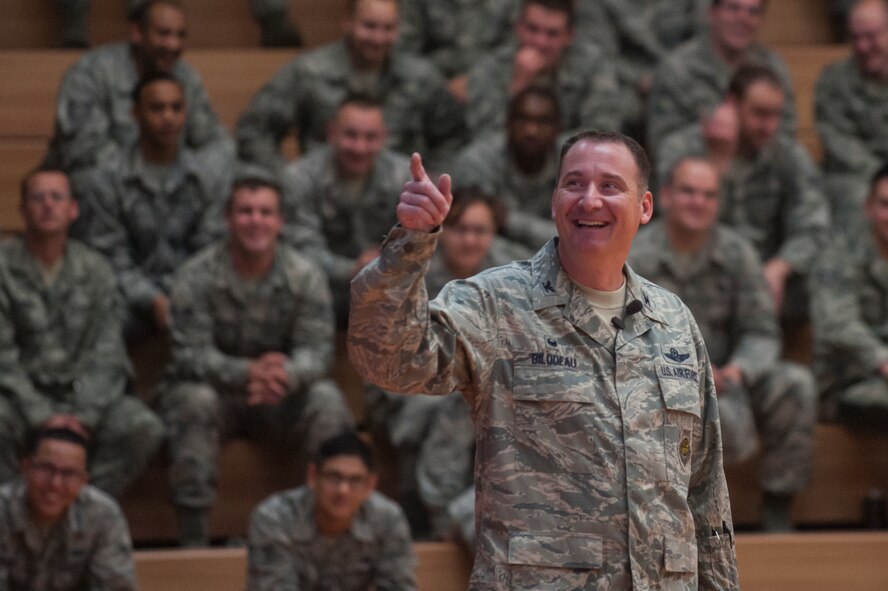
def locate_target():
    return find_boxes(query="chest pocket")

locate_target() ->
[657,365,701,490]
[512,362,599,474]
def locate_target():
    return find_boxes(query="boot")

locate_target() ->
[761,492,794,533]
[176,506,210,547]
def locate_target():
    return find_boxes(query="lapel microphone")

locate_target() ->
[611,299,644,331]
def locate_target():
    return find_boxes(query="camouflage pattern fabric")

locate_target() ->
[648,36,797,156]
[160,241,353,509]
[349,226,738,590]
[45,42,232,174]
[466,42,622,141]
[0,238,163,496]
[236,40,466,174]
[0,480,137,591]
[630,222,815,493]
[247,486,416,590]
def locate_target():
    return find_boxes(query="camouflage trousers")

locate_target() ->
[365,385,447,494]
[0,394,164,497]
[416,392,474,540]
[825,172,870,240]
[718,361,816,494]
[158,378,354,510]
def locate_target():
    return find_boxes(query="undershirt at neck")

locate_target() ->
[574,279,627,339]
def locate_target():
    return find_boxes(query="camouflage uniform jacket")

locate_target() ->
[168,241,335,393]
[656,128,829,273]
[236,40,466,173]
[647,36,796,154]
[247,486,416,591]
[811,232,888,397]
[629,221,780,382]
[452,133,557,249]
[396,0,516,78]
[0,479,136,591]
[593,0,705,90]
[466,42,622,141]
[349,227,738,590]
[280,145,410,287]
[75,144,228,314]
[45,42,229,172]
[0,238,129,429]
[815,56,888,178]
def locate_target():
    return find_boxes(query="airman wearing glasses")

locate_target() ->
[0,427,137,590]
[246,432,416,591]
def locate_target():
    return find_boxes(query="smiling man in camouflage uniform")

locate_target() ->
[160,175,353,546]
[348,130,738,589]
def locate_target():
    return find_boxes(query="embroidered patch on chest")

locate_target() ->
[660,343,693,365]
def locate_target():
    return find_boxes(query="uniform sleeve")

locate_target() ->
[417,393,474,512]
[236,61,303,174]
[686,311,739,589]
[465,56,507,140]
[86,501,138,591]
[419,69,468,171]
[647,58,695,157]
[769,54,798,139]
[283,259,336,391]
[726,241,781,384]
[168,263,251,389]
[373,508,418,591]
[68,258,130,430]
[810,240,888,375]
[180,66,230,151]
[396,0,428,58]
[49,60,122,171]
[348,226,496,401]
[773,144,830,273]
[0,273,52,427]
[572,47,623,135]
[281,165,356,286]
[77,172,161,312]
[814,66,880,176]
[246,501,301,591]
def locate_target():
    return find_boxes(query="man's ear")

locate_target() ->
[640,190,654,225]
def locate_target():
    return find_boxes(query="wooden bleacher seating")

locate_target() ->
[121,419,888,544]
[0,0,835,50]
[0,0,348,49]
[726,424,888,527]
[134,542,473,591]
[131,534,888,591]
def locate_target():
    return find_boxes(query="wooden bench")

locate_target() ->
[0,0,835,50]
[131,533,888,591]
[726,424,888,528]
[134,542,472,591]
[0,0,348,49]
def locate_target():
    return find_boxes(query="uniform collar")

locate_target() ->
[529,239,668,345]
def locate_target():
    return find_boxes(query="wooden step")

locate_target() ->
[131,533,888,591]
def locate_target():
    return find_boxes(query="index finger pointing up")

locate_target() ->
[410,153,429,182]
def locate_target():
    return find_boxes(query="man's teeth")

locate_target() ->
[576,221,606,227]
